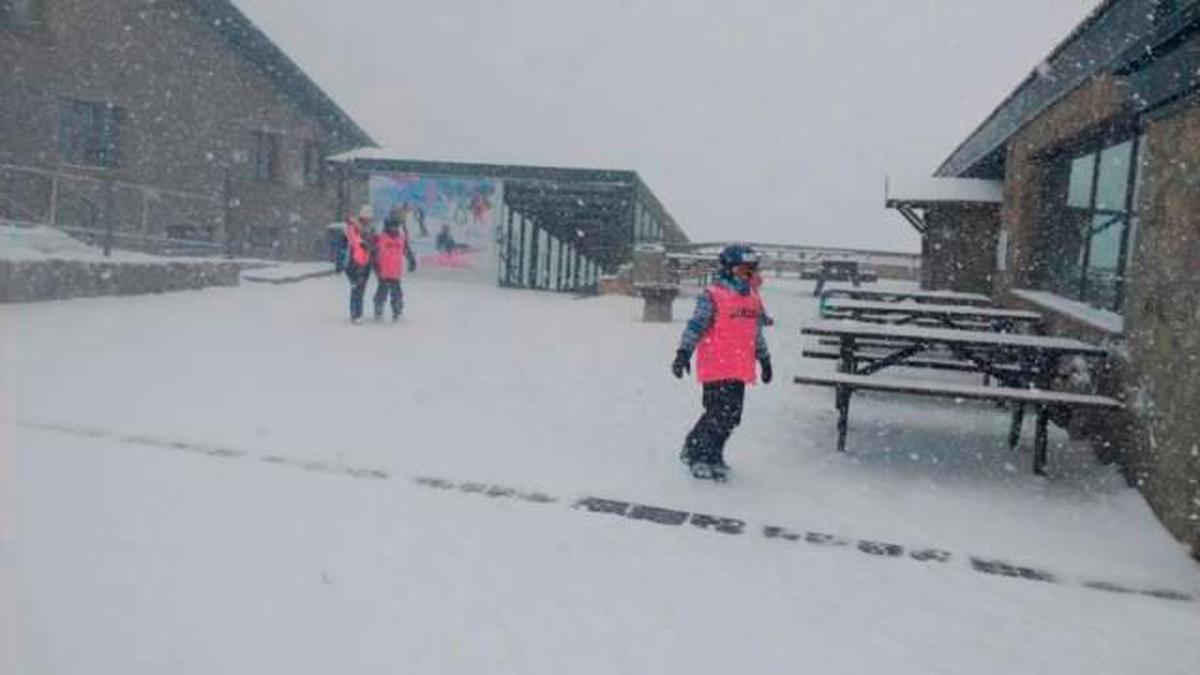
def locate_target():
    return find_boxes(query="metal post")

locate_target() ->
[555,238,564,291]
[517,214,527,287]
[101,177,115,257]
[528,222,540,288]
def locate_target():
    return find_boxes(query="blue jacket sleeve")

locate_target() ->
[677,291,714,355]
[756,315,770,361]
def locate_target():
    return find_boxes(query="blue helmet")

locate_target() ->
[718,244,761,272]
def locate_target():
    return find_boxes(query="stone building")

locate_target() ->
[0,0,374,259]
[934,0,1200,556]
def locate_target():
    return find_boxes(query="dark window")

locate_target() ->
[251,131,280,182]
[59,99,122,168]
[303,141,324,186]
[1039,136,1144,313]
[0,0,44,27]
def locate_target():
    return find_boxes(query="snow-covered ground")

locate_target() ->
[3,275,1198,674]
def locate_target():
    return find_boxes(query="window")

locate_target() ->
[1152,0,1179,23]
[251,131,280,182]
[1039,135,1143,312]
[303,141,324,186]
[0,0,44,27]
[59,99,122,168]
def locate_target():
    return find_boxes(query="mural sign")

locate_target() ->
[369,173,503,277]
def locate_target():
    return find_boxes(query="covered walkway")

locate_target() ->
[334,156,688,292]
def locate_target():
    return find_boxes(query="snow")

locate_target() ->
[885,175,1005,205]
[241,261,336,283]
[0,224,162,262]
[803,318,1108,353]
[823,298,1043,321]
[822,286,993,305]
[3,275,1198,674]
[1011,288,1125,335]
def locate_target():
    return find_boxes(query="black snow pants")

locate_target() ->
[682,380,745,466]
[373,279,404,318]
[347,265,371,320]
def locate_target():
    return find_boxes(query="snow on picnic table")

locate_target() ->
[2,275,1198,674]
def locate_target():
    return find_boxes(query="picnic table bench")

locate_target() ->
[792,371,1122,474]
[803,260,878,296]
[795,319,1119,474]
[820,298,1043,332]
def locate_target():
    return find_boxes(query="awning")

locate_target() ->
[885,175,1004,233]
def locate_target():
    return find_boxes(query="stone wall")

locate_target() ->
[0,259,240,303]
[995,72,1200,557]
[1121,97,1200,556]
[923,203,1000,293]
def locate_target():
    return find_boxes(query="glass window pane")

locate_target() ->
[1085,212,1126,309]
[1041,208,1088,300]
[1066,153,1096,208]
[1095,140,1133,211]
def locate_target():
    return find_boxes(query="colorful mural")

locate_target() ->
[369,173,503,273]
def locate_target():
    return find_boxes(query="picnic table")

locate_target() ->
[819,287,993,307]
[795,319,1119,474]
[820,298,1043,332]
[803,260,878,296]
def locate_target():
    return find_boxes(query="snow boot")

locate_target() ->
[709,460,730,482]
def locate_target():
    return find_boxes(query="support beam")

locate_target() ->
[895,204,927,234]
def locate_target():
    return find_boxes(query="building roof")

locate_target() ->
[937,0,1200,178]
[190,0,376,151]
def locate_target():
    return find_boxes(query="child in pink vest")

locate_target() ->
[373,214,417,320]
[345,205,376,323]
[672,244,772,480]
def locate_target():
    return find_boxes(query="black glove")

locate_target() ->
[672,350,691,379]
[759,357,773,384]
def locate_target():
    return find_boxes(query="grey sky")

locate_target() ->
[233,0,1101,252]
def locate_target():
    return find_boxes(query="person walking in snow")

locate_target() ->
[672,244,772,480]
[345,205,377,324]
[373,212,417,320]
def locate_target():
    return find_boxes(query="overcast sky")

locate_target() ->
[233,0,1102,252]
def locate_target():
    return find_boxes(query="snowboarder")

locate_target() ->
[672,244,773,480]
[345,205,376,324]
[373,213,417,320]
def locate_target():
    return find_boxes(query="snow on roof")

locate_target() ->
[885,175,1004,206]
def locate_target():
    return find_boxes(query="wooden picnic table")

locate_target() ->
[819,287,993,307]
[804,260,878,296]
[801,319,1104,386]
[820,298,1042,331]
[797,319,1115,473]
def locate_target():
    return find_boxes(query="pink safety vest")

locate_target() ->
[695,284,762,384]
[374,231,408,280]
[346,220,371,267]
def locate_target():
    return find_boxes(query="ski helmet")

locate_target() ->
[718,244,761,272]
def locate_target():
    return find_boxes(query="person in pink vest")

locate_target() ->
[345,205,377,323]
[372,213,417,321]
[672,244,772,480]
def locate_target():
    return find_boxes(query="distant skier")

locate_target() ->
[672,244,772,480]
[345,205,376,324]
[373,212,417,321]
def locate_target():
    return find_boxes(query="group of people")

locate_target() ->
[342,205,418,323]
